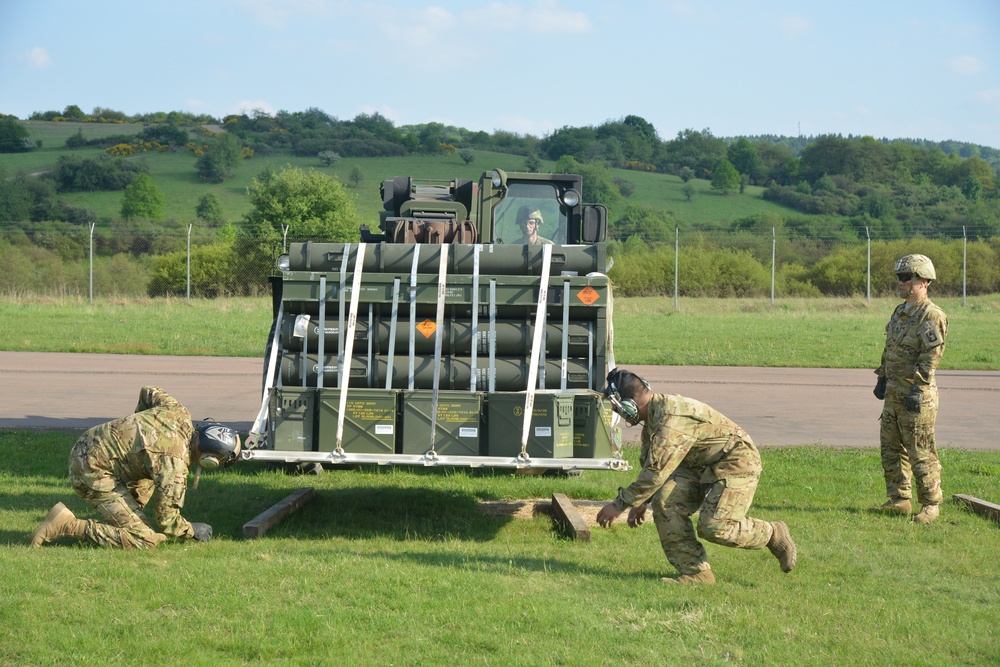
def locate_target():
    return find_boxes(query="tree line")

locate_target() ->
[2,104,999,298]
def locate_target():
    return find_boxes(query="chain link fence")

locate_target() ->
[1,224,997,301]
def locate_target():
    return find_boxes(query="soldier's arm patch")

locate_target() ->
[919,321,943,348]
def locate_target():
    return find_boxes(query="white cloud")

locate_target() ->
[26,47,52,69]
[948,55,984,76]
[466,0,592,35]
[663,0,699,20]
[230,0,337,30]
[976,89,1000,110]
[778,16,812,38]
[374,5,458,42]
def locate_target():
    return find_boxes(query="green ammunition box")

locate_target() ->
[570,390,615,458]
[269,387,316,452]
[316,388,397,454]
[400,391,482,456]
[487,392,574,458]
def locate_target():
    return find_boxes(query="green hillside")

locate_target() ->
[4,120,998,298]
[0,121,807,229]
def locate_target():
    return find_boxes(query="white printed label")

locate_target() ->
[459,427,478,438]
[534,427,552,438]
[375,424,394,435]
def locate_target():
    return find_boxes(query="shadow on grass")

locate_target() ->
[8,474,515,546]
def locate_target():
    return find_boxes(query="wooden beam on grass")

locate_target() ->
[243,487,315,539]
[551,492,591,542]
[953,493,1000,523]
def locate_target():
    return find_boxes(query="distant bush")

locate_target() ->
[52,154,149,192]
[138,124,189,147]
[148,242,239,297]
[0,117,34,153]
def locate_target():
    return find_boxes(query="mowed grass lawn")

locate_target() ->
[0,295,997,369]
[2,434,998,666]
[1,295,998,665]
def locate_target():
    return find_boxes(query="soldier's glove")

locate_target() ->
[191,522,213,542]
[873,376,887,400]
[904,387,923,413]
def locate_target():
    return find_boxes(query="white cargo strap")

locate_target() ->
[317,275,326,389]
[385,277,401,389]
[428,245,449,453]
[335,243,367,452]
[407,246,420,390]
[560,280,570,391]
[336,244,351,389]
[469,244,481,391]
[520,243,552,458]
[605,278,616,371]
[488,277,497,392]
[600,276,624,453]
[246,301,283,449]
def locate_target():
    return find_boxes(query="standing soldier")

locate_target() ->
[873,254,948,524]
[29,386,241,549]
[595,369,796,584]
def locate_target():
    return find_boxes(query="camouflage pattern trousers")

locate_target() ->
[650,465,773,576]
[69,461,166,549]
[879,396,943,506]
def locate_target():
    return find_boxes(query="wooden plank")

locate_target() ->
[551,492,591,543]
[953,493,1000,523]
[243,487,315,539]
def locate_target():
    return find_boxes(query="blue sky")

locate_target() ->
[2,0,999,148]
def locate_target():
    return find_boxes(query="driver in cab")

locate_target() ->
[513,205,552,245]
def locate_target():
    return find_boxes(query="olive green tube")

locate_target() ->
[280,354,594,390]
[280,315,593,357]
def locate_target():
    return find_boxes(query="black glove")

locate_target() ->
[904,387,923,413]
[873,376,887,400]
[191,522,213,542]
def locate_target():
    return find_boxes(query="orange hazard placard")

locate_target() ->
[577,286,600,305]
[416,319,437,338]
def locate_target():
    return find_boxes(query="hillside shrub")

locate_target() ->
[52,155,148,192]
[148,242,239,297]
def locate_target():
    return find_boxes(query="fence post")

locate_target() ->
[88,222,95,304]
[770,227,776,305]
[962,226,967,308]
[282,225,290,253]
[674,226,679,312]
[186,223,193,303]
[866,226,871,303]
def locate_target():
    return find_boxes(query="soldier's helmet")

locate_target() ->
[894,254,936,281]
[195,423,242,469]
[516,205,543,227]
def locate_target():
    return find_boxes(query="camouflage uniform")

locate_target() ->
[68,386,197,549]
[612,394,774,576]
[876,297,948,508]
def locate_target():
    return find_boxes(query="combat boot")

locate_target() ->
[661,570,716,585]
[767,521,797,573]
[912,504,940,525]
[28,503,87,547]
[872,499,911,515]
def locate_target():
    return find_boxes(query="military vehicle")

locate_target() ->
[243,168,629,472]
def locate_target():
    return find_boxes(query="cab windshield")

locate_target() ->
[494,182,567,245]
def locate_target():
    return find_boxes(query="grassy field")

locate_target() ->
[1,121,810,229]
[2,434,998,665]
[1,295,997,370]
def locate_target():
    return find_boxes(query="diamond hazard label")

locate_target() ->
[416,319,437,338]
[577,286,600,305]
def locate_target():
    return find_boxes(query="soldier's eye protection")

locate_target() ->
[896,273,913,282]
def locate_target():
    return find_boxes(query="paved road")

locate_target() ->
[1,352,998,450]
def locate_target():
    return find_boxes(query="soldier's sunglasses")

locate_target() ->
[896,273,913,282]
